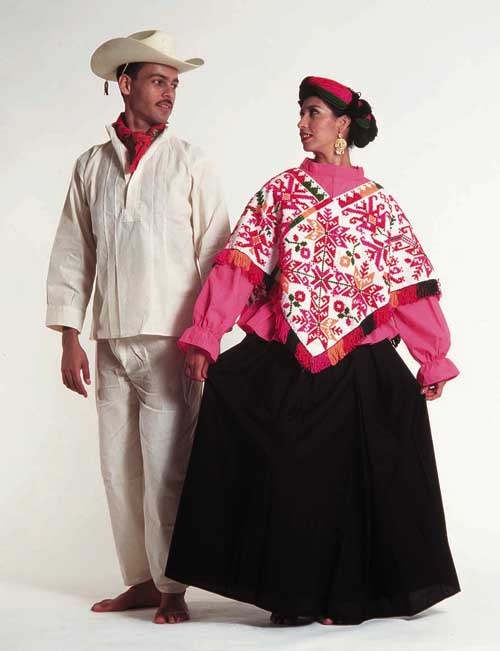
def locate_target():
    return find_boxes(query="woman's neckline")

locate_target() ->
[301,157,364,176]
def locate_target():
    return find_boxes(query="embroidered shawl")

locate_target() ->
[215,167,440,373]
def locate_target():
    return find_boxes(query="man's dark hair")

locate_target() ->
[115,62,145,81]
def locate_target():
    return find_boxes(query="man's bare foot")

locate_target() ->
[318,617,335,625]
[91,579,161,612]
[153,592,190,624]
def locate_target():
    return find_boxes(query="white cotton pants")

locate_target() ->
[95,335,201,593]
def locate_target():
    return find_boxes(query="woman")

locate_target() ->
[165,76,460,625]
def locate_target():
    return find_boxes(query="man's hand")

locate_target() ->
[421,380,447,401]
[61,328,91,397]
[184,345,211,382]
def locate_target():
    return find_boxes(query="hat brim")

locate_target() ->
[90,37,204,81]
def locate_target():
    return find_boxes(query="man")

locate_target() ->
[46,30,230,624]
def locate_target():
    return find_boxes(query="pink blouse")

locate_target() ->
[179,158,459,386]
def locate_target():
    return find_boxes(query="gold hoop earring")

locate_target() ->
[334,132,347,156]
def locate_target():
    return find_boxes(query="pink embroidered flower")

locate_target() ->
[295,290,306,302]
[300,248,311,259]
[249,204,266,219]
[340,255,351,267]
[334,300,345,313]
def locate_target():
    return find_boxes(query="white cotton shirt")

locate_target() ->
[46,126,230,339]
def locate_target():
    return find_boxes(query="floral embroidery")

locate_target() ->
[333,300,345,313]
[295,290,306,302]
[218,168,439,371]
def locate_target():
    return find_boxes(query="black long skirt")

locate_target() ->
[166,335,460,624]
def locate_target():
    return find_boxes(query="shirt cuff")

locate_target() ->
[416,357,460,386]
[46,304,85,333]
[178,325,221,363]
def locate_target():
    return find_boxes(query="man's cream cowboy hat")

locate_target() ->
[90,30,204,81]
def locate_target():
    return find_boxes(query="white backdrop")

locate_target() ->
[1,0,499,648]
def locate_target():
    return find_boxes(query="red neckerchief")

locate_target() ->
[112,113,166,173]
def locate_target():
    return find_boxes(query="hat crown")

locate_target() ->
[127,30,177,57]
[91,29,203,81]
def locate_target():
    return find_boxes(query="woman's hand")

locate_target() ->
[421,380,447,401]
[185,345,212,382]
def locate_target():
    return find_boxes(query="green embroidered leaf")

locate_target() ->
[301,179,326,201]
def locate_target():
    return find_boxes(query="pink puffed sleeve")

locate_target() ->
[178,264,254,362]
[394,296,459,386]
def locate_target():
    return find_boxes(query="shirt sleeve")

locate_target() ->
[45,158,96,333]
[393,296,459,386]
[190,150,231,284]
[178,264,254,362]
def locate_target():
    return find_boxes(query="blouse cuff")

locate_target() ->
[416,357,460,386]
[178,325,221,363]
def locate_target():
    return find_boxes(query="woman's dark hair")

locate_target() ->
[299,79,378,148]
[115,62,145,81]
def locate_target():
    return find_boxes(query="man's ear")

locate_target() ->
[118,74,132,97]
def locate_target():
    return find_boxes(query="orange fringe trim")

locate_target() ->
[214,249,265,285]
[273,280,440,373]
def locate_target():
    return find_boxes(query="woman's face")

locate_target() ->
[298,96,346,157]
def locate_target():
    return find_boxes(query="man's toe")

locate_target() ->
[91,599,112,612]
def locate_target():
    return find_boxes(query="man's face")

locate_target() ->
[119,63,179,126]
